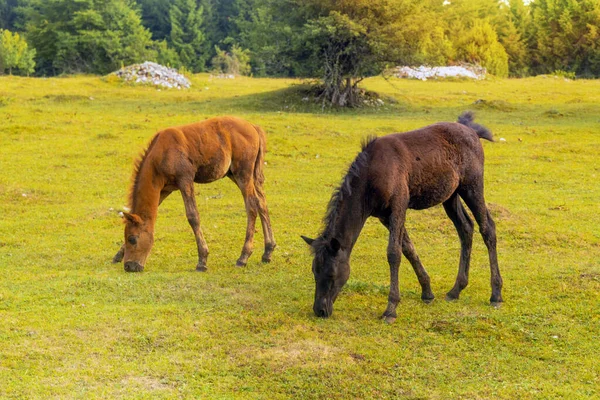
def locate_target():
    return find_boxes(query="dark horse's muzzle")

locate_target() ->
[313,298,332,318]
[124,261,144,272]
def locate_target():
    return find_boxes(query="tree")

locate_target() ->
[23,0,156,75]
[0,0,18,30]
[211,43,250,75]
[239,0,432,107]
[0,28,35,74]
[169,0,208,72]
[454,19,509,77]
[135,0,174,41]
[530,0,600,76]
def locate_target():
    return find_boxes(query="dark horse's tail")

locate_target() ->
[458,111,494,142]
[252,124,267,190]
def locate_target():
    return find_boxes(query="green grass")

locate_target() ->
[0,73,599,399]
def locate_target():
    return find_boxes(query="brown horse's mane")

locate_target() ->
[318,135,377,241]
[128,132,161,209]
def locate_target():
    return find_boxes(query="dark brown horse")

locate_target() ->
[302,112,503,322]
[113,116,276,272]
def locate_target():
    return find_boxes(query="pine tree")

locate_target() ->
[169,0,207,72]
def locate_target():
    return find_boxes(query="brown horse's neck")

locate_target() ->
[129,154,163,224]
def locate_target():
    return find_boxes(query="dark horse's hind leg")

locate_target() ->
[459,188,503,305]
[112,190,173,264]
[443,192,474,301]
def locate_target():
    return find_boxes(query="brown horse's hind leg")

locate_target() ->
[401,227,435,303]
[443,192,474,301]
[179,182,209,271]
[254,183,276,263]
[112,190,173,264]
[237,192,258,267]
[459,188,503,305]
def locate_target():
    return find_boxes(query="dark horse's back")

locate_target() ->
[367,112,493,211]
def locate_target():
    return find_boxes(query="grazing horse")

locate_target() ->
[302,112,503,322]
[113,116,276,272]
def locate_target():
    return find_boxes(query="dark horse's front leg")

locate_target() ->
[382,208,408,324]
[379,218,434,307]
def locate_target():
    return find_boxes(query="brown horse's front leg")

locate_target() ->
[180,183,209,271]
[112,244,125,263]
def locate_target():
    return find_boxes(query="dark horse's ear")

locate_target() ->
[328,238,341,254]
[121,212,142,226]
[301,235,315,246]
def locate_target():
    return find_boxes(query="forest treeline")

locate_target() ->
[1,0,599,81]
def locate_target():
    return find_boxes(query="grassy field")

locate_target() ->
[0,72,599,399]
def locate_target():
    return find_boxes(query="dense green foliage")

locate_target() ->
[1,73,599,398]
[2,0,600,80]
[0,28,35,74]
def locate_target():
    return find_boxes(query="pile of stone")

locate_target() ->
[392,65,486,80]
[112,61,191,89]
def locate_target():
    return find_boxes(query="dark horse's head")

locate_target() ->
[302,235,350,318]
[121,212,154,272]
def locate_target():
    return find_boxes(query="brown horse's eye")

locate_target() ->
[128,236,137,245]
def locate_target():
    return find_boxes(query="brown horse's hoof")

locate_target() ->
[112,251,124,264]
[196,264,208,272]
[235,261,246,268]
[383,316,396,324]
[261,255,271,263]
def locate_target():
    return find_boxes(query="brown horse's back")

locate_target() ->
[369,122,485,210]
[150,116,263,186]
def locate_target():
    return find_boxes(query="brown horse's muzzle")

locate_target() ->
[124,261,144,272]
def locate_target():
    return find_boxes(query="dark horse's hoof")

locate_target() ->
[261,255,271,263]
[235,261,246,268]
[445,293,459,302]
[490,301,503,309]
[196,264,208,272]
[422,296,435,304]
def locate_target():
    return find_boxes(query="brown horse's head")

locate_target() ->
[122,212,154,272]
[302,236,350,318]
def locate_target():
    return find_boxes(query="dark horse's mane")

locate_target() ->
[318,135,378,242]
[128,133,161,209]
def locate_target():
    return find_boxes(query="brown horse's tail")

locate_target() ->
[458,111,494,142]
[252,124,267,190]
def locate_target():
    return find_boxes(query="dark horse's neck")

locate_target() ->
[320,141,374,252]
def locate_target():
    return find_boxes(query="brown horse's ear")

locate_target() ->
[301,235,315,246]
[122,212,142,226]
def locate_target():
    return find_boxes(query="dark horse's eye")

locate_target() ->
[128,236,138,245]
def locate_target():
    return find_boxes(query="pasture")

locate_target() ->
[0,73,599,398]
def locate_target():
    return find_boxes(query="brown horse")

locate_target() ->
[302,112,503,322]
[113,116,276,272]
